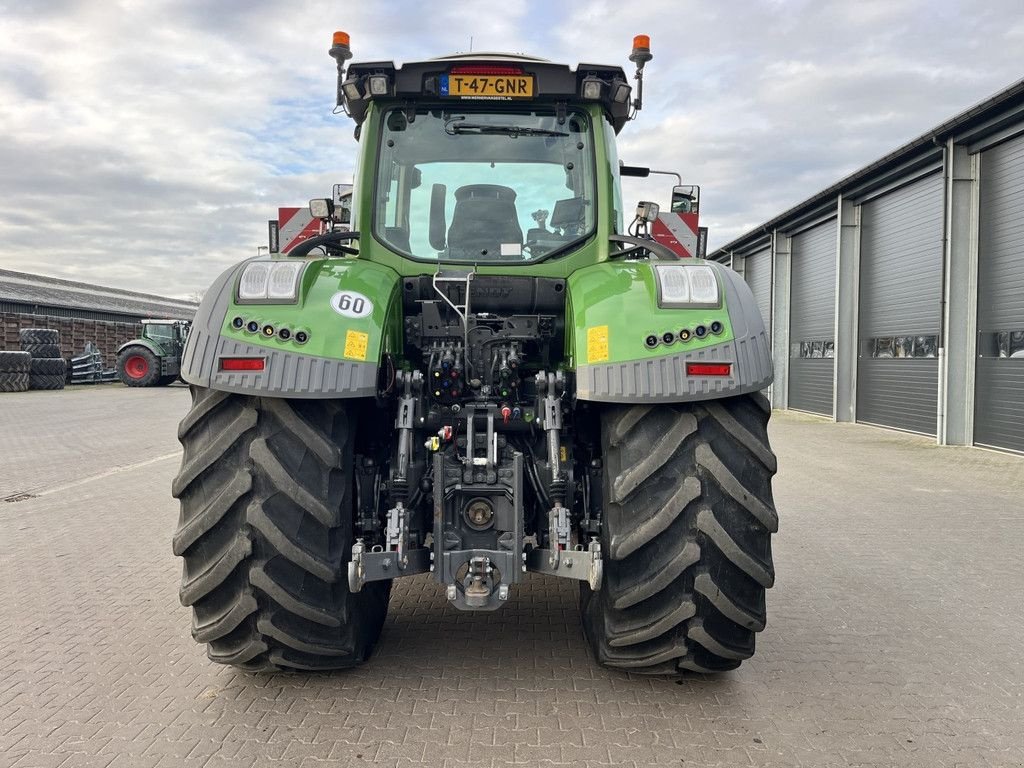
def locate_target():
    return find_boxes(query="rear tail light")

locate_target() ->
[220,357,265,372]
[686,363,731,377]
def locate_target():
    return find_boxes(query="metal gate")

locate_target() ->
[743,247,772,337]
[975,133,1024,452]
[788,219,837,415]
[856,172,943,435]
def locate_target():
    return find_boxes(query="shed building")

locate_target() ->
[0,269,197,369]
[712,79,1024,454]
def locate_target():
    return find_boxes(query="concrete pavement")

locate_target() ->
[1,386,1022,767]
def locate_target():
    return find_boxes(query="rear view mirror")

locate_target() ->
[337,196,352,224]
[429,184,447,250]
[671,185,700,214]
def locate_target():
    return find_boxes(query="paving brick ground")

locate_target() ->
[1,387,1022,767]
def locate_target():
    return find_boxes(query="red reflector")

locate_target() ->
[220,357,265,372]
[687,363,732,377]
[449,64,524,75]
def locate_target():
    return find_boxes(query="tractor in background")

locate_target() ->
[116,319,190,387]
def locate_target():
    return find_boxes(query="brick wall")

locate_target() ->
[1,312,143,369]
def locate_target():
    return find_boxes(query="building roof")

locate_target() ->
[0,269,197,321]
[711,77,1024,258]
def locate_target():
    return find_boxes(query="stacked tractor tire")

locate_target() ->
[0,350,31,392]
[15,329,66,391]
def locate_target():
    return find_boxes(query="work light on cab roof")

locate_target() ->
[328,29,652,133]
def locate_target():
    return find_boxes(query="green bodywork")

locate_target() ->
[223,259,402,363]
[217,102,735,371]
[118,321,189,361]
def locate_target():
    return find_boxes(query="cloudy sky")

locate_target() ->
[1,0,1022,298]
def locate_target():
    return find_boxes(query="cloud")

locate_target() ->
[0,0,1021,295]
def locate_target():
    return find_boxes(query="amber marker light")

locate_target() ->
[330,30,353,64]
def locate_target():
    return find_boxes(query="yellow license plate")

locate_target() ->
[443,74,534,99]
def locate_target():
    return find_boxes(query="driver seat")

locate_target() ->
[447,185,523,258]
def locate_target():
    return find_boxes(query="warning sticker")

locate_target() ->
[587,325,609,363]
[344,330,369,361]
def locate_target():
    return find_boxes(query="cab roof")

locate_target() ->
[344,53,633,133]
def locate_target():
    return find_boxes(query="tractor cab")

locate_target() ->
[141,319,189,352]
[315,33,667,271]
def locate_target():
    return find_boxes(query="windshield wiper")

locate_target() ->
[444,118,568,138]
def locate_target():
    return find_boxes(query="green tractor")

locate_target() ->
[116,319,190,387]
[171,32,777,675]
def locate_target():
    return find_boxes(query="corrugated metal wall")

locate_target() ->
[975,133,1024,453]
[708,87,1024,454]
[743,248,773,336]
[856,172,944,435]
[788,219,837,415]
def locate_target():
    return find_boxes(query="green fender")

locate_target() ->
[116,338,165,358]
[179,257,402,398]
[566,259,773,402]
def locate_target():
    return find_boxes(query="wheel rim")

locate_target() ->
[125,355,149,379]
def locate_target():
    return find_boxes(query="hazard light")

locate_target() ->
[628,34,652,115]
[686,363,731,377]
[220,358,266,372]
[329,31,354,109]
[330,30,352,63]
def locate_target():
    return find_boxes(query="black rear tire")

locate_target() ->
[22,343,60,358]
[581,393,777,675]
[29,373,66,390]
[0,350,31,373]
[19,328,59,345]
[171,387,390,671]
[0,372,30,392]
[30,358,67,376]
[117,346,160,387]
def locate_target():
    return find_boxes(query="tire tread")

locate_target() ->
[172,387,389,670]
[582,394,777,676]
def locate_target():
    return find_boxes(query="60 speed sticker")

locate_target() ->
[330,291,373,318]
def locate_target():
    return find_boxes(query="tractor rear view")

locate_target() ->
[170,32,777,676]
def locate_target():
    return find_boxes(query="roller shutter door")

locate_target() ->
[975,134,1024,453]
[743,248,772,337]
[788,219,836,415]
[855,173,943,435]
